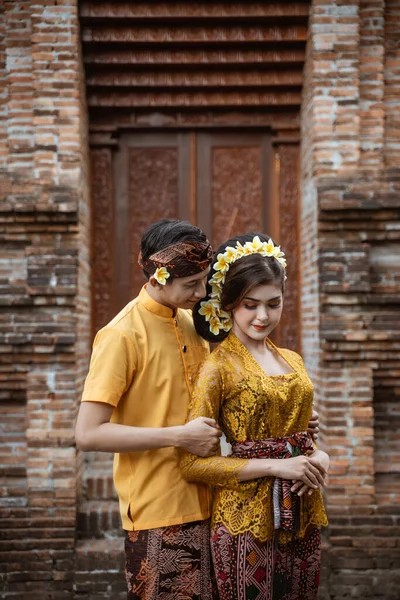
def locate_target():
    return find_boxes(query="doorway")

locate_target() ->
[91,132,301,351]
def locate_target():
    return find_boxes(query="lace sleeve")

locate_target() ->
[180,356,247,489]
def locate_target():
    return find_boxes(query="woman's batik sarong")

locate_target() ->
[124,519,216,600]
[211,432,321,599]
[211,524,321,600]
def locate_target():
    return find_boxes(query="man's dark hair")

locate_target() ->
[140,219,208,279]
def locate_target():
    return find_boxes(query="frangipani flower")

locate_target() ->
[224,246,239,262]
[220,317,233,332]
[279,257,287,268]
[262,239,276,256]
[210,285,221,299]
[153,267,170,285]
[198,300,218,322]
[214,252,230,273]
[244,235,263,254]
[210,270,225,285]
[235,241,246,257]
[209,317,223,336]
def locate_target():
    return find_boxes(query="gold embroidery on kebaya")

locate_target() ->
[180,332,328,542]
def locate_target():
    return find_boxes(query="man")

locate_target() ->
[75,219,221,599]
[75,218,320,599]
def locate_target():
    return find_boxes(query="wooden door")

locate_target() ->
[196,133,273,249]
[91,132,300,350]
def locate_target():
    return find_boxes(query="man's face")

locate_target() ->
[151,267,211,310]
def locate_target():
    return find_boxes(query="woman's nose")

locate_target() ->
[257,306,269,321]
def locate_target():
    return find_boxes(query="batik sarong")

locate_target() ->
[211,524,320,600]
[124,519,216,600]
[210,432,322,599]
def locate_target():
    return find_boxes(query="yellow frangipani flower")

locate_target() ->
[209,317,223,336]
[153,267,170,285]
[244,236,263,254]
[262,239,276,256]
[279,257,287,268]
[198,300,218,322]
[210,285,221,299]
[224,246,239,262]
[272,246,284,259]
[221,317,232,332]
[214,252,230,273]
[235,241,246,257]
[210,270,225,285]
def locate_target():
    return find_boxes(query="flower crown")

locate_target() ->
[198,236,287,336]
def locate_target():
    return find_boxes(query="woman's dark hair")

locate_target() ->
[140,219,208,280]
[193,232,286,343]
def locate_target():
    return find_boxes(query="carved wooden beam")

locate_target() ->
[88,111,301,133]
[82,25,308,44]
[80,2,310,21]
[86,69,303,88]
[83,49,307,66]
[87,90,302,108]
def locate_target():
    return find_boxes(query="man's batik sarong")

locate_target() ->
[124,519,216,600]
[211,524,321,600]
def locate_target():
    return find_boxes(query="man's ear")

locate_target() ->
[149,276,161,289]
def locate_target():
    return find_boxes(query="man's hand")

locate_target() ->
[178,417,222,457]
[307,409,320,441]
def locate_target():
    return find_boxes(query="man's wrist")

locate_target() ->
[171,425,185,449]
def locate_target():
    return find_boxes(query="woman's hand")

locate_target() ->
[291,450,330,496]
[271,455,326,489]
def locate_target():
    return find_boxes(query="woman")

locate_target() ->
[181,233,329,600]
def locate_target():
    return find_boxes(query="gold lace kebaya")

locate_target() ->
[180,332,328,543]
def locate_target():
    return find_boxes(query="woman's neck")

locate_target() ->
[232,326,269,355]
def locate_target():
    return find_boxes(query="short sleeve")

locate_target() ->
[81,327,137,407]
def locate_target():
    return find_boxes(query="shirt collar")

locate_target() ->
[139,285,175,318]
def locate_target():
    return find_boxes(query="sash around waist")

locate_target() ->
[231,431,315,532]
[231,430,314,460]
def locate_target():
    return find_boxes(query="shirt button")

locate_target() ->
[182,345,187,353]
[174,319,178,325]
[189,376,193,382]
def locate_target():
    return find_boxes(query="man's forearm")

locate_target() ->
[76,422,184,453]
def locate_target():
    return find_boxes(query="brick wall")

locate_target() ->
[0,1,90,597]
[1,0,400,597]
[301,1,400,598]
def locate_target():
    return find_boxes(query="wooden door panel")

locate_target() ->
[195,133,300,351]
[275,145,301,352]
[91,133,300,351]
[196,133,273,249]
[91,147,115,337]
[114,133,191,312]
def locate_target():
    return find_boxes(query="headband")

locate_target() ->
[138,240,213,284]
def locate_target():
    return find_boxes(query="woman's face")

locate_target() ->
[231,283,283,344]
